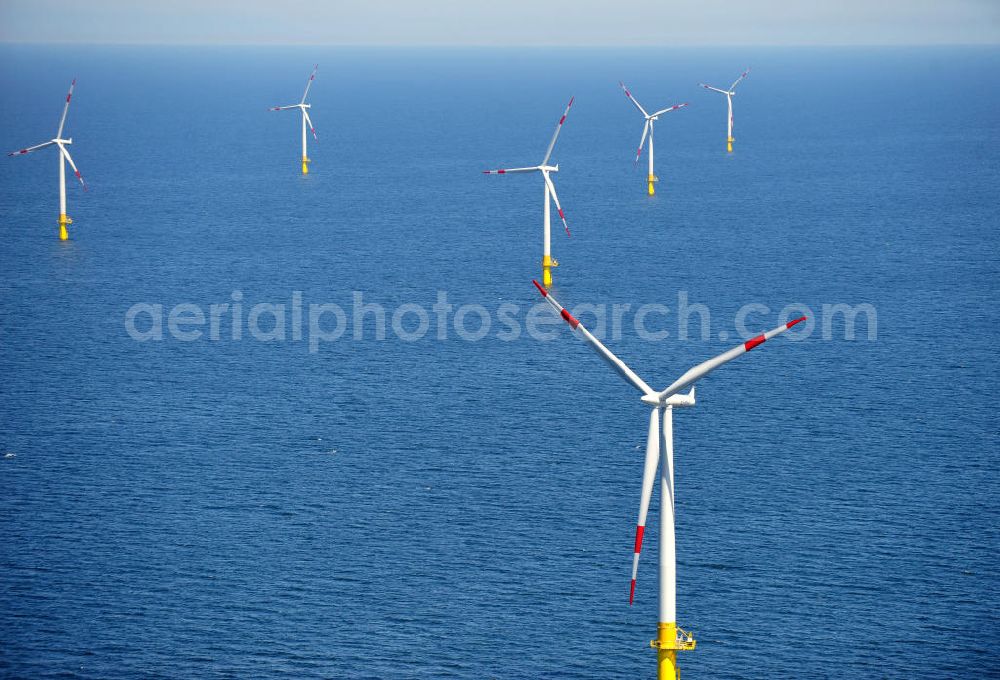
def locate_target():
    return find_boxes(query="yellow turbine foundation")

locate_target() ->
[542,255,557,288]
[651,622,696,680]
[648,174,658,196]
[302,156,311,175]
[59,213,72,241]
[727,136,734,153]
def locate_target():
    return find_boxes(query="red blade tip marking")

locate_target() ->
[744,334,766,351]
[568,96,574,106]
[787,316,807,328]
[633,525,645,553]
[557,208,565,219]
[629,580,636,605]
[558,115,566,125]
[560,309,579,329]
[531,280,547,297]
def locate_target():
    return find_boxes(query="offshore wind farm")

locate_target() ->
[1,7,999,679]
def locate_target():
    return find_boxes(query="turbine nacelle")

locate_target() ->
[54,138,72,145]
[641,388,695,408]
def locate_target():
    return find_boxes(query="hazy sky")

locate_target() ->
[1,0,997,46]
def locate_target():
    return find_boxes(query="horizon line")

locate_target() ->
[1,40,998,49]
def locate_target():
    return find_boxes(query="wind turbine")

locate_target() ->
[619,82,688,196]
[8,79,87,241]
[269,65,319,174]
[483,97,574,289]
[531,279,805,680]
[700,68,750,153]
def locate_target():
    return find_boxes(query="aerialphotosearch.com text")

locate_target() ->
[124,290,877,353]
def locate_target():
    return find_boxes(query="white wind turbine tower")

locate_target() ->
[532,279,805,680]
[619,82,688,196]
[483,97,574,289]
[269,65,319,174]
[700,68,750,153]
[8,79,87,241]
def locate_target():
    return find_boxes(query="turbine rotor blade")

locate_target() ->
[630,407,660,605]
[730,68,750,92]
[56,78,76,139]
[635,120,650,165]
[619,81,649,117]
[57,143,87,191]
[541,96,574,166]
[541,170,570,237]
[303,109,318,140]
[650,103,688,118]
[482,166,539,175]
[8,140,56,156]
[301,64,318,104]
[269,105,298,111]
[656,317,807,401]
[532,280,654,395]
[700,84,729,95]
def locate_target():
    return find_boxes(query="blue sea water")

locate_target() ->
[0,45,998,678]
